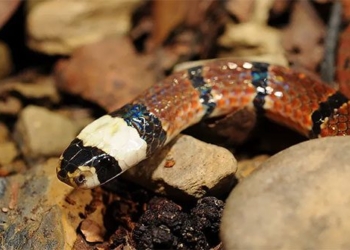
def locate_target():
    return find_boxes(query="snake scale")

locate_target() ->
[56,59,350,188]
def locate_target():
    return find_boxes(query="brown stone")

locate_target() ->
[124,134,237,199]
[14,105,78,160]
[54,36,156,112]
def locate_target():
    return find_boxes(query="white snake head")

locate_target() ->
[56,115,148,188]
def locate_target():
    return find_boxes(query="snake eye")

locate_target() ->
[74,174,86,186]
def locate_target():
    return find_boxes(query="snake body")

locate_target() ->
[57,59,350,188]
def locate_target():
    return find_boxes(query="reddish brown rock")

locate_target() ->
[341,0,350,21]
[270,0,293,15]
[337,25,350,98]
[0,0,20,29]
[54,37,156,112]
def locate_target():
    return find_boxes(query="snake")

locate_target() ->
[56,59,350,189]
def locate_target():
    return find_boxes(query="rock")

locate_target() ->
[0,122,10,143]
[0,0,20,29]
[0,123,22,176]
[224,0,255,22]
[56,107,94,133]
[0,96,22,115]
[0,160,27,177]
[282,1,325,71]
[235,154,269,181]
[14,105,78,160]
[0,72,60,115]
[0,158,101,249]
[0,141,18,165]
[218,0,288,66]
[0,41,12,79]
[79,219,104,243]
[218,22,288,66]
[0,73,60,103]
[54,36,156,112]
[123,134,237,199]
[221,136,350,249]
[26,0,142,54]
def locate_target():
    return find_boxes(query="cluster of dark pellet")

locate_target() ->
[132,196,224,249]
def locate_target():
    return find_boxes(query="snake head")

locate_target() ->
[56,138,122,189]
[56,115,149,188]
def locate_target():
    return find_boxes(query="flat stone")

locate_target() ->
[0,96,22,115]
[1,156,149,249]
[221,136,350,249]
[0,72,60,115]
[27,0,142,54]
[14,105,78,160]
[0,73,60,102]
[0,158,100,249]
[0,159,71,248]
[123,134,237,199]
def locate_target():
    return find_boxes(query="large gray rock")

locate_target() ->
[123,134,237,199]
[221,136,350,249]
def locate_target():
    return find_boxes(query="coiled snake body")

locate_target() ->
[57,60,350,188]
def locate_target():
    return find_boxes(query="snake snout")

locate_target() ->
[57,169,67,180]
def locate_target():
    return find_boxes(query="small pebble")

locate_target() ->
[14,105,78,160]
[80,219,104,243]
